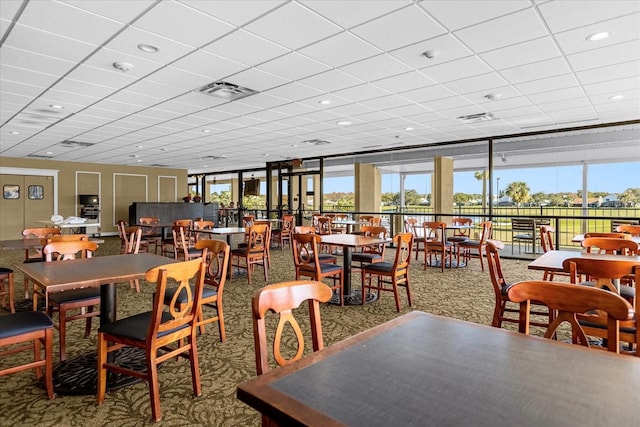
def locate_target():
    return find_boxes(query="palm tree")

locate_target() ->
[505,181,530,214]
[474,170,488,213]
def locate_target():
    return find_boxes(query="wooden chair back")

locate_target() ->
[43,234,88,244]
[404,218,418,233]
[292,233,321,272]
[194,239,230,340]
[423,221,446,243]
[581,237,638,255]
[616,224,640,236]
[193,220,215,242]
[22,227,61,262]
[252,280,333,375]
[507,280,633,352]
[293,226,316,234]
[540,225,555,252]
[315,216,332,235]
[43,240,98,261]
[360,226,387,256]
[391,232,413,273]
[125,227,143,255]
[477,221,493,243]
[450,218,472,237]
[486,240,508,300]
[584,232,629,239]
[563,257,640,294]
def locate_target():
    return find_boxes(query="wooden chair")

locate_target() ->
[172,225,202,261]
[255,220,273,268]
[292,227,337,264]
[271,214,294,249]
[252,280,332,375]
[97,258,206,422]
[230,223,269,284]
[0,267,15,313]
[539,225,570,281]
[616,224,640,236]
[292,233,344,306]
[404,218,425,260]
[330,213,348,234]
[315,216,334,253]
[485,240,552,329]
[563,257,639,354]
[41,240,100,362]
[193,220,215,243]
[122,227,144,292]
[510,218,536,254]
[139,217,162,254]
[0,311,55,399]
[459,221,492,272]
[21,227,61,299]
[422,221,453,272]
[581,237,638,255]
[447,218,472,263]
[361,232,413,312]
[352,225,387,271]
[584,232,629,239]
[507,280,633,353]
[116,220,130,254]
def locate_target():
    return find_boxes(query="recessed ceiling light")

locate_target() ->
[484,93,502,101]
[336,120,352,126]
[113,61,134,72]
[586,32,610,41]
[609,94,625,100]
[49,104,64,109]
[319,100,332,105]
[136,159,142,162]
[46,151,53,155]
[202,129,211,133]
[404,127,414,131]
[291,144,298,147]
[9,131,20,135]
[138,43,159,53]
[136,145,144,148]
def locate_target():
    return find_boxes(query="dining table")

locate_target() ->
[330,219,369,234]
[527,249,640,273]
[193,226,245,246]
[319,234,391,305]
[16,253,176,395]
[237,310,640,426]
[572,234,640,245]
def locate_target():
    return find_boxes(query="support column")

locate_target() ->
[355,163,381,214]
[432,156,453,218]
[231,179,239,206]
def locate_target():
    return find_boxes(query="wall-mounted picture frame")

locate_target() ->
[28,185,44,200]
[3,184,20,199]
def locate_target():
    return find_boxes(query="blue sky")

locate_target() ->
[323,162,640,195]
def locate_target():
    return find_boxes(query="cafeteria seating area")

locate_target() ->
[1,233,551,425]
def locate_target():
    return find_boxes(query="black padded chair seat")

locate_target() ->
[459,240,480,247]
[48,288,100,304]
[361,262,394,274]
[352,253,383,263]
[0,267,14,274]
[578,281,635,299]
[0,311,53,339]
[579,318,636,335]
[300,263,342,274]
[447,236,469,243]
[317,253,337,263]
[98,311,187,341]
[164,285,217,305]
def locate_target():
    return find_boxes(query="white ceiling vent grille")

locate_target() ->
[194,81,259,101]
[456,112,496,123]
[302,139,331,146]
[60,140,94,148]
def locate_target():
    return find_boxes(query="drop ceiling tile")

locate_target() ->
[104,26,194,64]
[480,37,561,70]
[444,72,509,95]
[340,54,413,83]
[265,82,324,102]
[19,0,124,45]
[298,69,364,93]
[125,80,186,99]
[533,93,591,110]
[52,78,116,99]
[421,56,492,83]
[351,5,447,51]
[514,74,580,95]
[84,48,166,79]
[389,33,473,69]
[132,1,234,48]
[64,64,138,91]
[554,13,640,55]
[382,103,431,118]
[3,24,97,62]
[567,39,640,71]
[166,92,227,109]
[332,83,392,103]
[453,9,548,53]
[537,0,640,32]
[324,103,376,118]
[171,50,248,81]
[244,2,341,50]
[0,65,58,88]
[576,61,640,85]
[397,84,456,103]
[227,67,290,92]
[298,32,382,68]
[300,1,407,29]
[420,0,530,31]
[256,52,332,81]
[359,94,412,111]
[0,46,76,76]
[234,93,290,110]
[180,0,286,26]
[583,76,640,96]
[145,66,213,91]
[500,57,572,84]
[61,0,156,23]
[202,29,289,67]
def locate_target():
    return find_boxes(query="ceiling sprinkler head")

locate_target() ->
[422,50,440,59]
[113,61,133,72]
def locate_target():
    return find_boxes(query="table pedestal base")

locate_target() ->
[329,290,378,306]
[46,347,147,395]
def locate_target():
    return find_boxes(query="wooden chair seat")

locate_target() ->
[352,253,383,264]
[292,233,343,305]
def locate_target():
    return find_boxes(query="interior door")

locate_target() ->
[0,174,53,240]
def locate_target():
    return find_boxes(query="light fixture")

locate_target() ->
[404,127,414,131]
[49,104,64,109]
[336,120,352,126]
[609,94,625,100]
[136,145,144,148]
[9,131,20,135]
[484,93,502,101]
[501,153,507,163]
[318,99,332,105]
[586,32,610,41]
[113,61,133,72]
[137,43,159,53]
[46,151,53,155]
[202,129,211,133]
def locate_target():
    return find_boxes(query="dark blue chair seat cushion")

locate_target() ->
[300,263,342,274]
[578,281,635,299]
[317,253,337,263]
[164,285,217,305]
[447,236,469,243]
[98,311,188,341]
[0,311,53,339]
[352,253,382,263]
[460,240,480,247]
[362,262,394,274]
[49,288,100,304]
[0,267,14,274]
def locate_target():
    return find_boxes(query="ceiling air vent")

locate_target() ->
[302,139,331,146]
[456,112,496,123]
[201,155,227,160]
[27,154,54,159]
[150,164,170,167]
[194,81,259,101]
[60,140,94,148]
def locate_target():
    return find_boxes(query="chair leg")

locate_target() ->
[217,305,226,342]
[147,354,162,422]
[43,328,55,399]
[58,305,67,362]
[96,334,108,404]
[392,279,400,312]
[189,334,202,398]
[84,307,94,338]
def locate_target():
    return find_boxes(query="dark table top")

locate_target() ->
[237,311,640,427]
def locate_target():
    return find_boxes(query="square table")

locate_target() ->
[527,250,640,273]
[237,311,640,427]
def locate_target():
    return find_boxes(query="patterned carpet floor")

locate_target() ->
[0,235,548,426]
